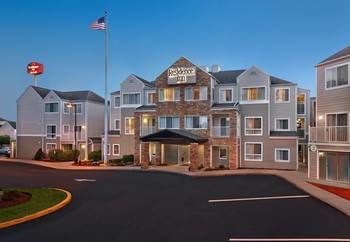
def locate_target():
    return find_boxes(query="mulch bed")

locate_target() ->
[0,191,32,209]
[309,182,350,201]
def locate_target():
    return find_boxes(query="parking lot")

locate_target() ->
[0,161,350,242]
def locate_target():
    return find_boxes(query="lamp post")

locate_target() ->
[67,103,78,164]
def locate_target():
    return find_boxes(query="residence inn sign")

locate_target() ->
[167,67,196,84]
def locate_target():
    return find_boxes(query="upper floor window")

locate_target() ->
[245,117,262,136]
[325,64,349,89]
[297,94,305,115]
[159,88,180,102]
[275,148,290,162]
[114,96,120,107]
[326,113,348,127]
[45,103,59,113]
[146,92,156,105]
[275,118,289,131]
[46,125,56,138]
[245,142,263,161]
[185,86,207,101]
[63,125,70,134]
[63,103,70,114]
[114,119,120,130]
[125,117,135,135]
[275,88,290,103]
[241,87,266,102]
[123,93,140,105]
[185,116,208,129]
[75,103,82,114]
[159,116,179,129]
[219,88,233,103]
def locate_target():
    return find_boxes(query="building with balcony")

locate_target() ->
[309,45,350,183]
[17,86,105,160]
[130,57,310,170]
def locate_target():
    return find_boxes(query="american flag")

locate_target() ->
[90,16,106,30]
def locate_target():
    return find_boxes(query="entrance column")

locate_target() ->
[190,143,199,172]
[155,142,161,165]
[141,142,150,169]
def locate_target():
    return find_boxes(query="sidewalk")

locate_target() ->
[1,158,350,216]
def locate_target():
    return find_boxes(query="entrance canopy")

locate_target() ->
[140,129,207,144]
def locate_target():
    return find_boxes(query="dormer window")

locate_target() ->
[123,93,140,105]
[241,87,266,102]
[114,96,120,107]
[146,91,156,105]
[219,88,233,103]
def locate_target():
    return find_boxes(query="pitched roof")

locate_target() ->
[210,70,295,85]
[133,74,154,87]
[31,86,104,104]
[140,129,207,144]
[110,90,120,95]
[318,45,350,65]
[134,105,156,112]
[0,117,16,129]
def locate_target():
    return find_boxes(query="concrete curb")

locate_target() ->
[0,188,72,229]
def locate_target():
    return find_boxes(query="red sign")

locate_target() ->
[27,62,44,75]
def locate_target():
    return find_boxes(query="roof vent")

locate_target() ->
[199,65,209,72]
[211,64,221,73]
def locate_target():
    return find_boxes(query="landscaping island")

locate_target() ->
[0,188,69,226]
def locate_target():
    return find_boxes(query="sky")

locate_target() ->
[1,0,350,121]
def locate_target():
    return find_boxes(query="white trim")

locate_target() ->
[113,95,121,108]
[297,93,306,115]
[325,111,349,126]
[44,102,59,114]
[46,143,57,151]
[113,119,121,131]
[275,118,290,131]
[121,92,141,107]
[112,144,120,156]
[158,87,180,102]
[145,90,156,105]
[46,124,57,139]
[218,87,234,103]
[184,115,208,130]
[244,116,263,136]
[17,134,46,137]
[63,102,70,114]
[324,62,350,90]
[124,117,135,135]
[158,116,180,129]
[244,142,263,161]
[274,148,290,162]
[240,86,267,104]
[274,87,290,103]
[219,146,228,159]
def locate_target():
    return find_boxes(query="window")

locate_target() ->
[114,120,120,130]
[159,88,180,102]
[219,147,228,159]
[125,117,135,134]
[185,86,207,101]
[326,113,348,126]
[275,148,290,162]
[75,126,82,139]
[275,118,289,130]
[245,142,263,161]
[241,87,266,102]
[275,88,290,103]
[123,93,141,105]
[46,125,57,138]
[63,125,70,134]
[46,143,56,151]
[113,144,120,156]
[220,88,233,102]
[326,64,349,89]
[45,103,58,113]
[63,103,70,114]
[297,94,305,115]
[159,116,179,129]
[185,116,208,129]
[147,92,156,104]
[245,117,262,135]
[114,96,120,107]
[106,144,110,155]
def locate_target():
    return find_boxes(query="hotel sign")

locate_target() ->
[167,67,196,84]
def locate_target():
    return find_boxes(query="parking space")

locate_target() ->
[0,162,350,242]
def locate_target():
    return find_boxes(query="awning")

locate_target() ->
[140,129,208,144]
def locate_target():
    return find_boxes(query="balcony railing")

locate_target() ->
[141,126,157,136]
[212,126,230,137]
[61,132,85,141]
[309,126,350,144]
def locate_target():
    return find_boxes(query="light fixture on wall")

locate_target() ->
[318,115,324,120]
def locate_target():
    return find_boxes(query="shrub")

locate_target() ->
[88,150,101,162]
[109,158,124,166]
[48,149,80,161]
[33,148,45,161]
[0,135,10,146]
[122,154,134,164]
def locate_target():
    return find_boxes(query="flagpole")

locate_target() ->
[103,11,109,165]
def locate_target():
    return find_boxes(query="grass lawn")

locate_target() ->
[0,188,67,223]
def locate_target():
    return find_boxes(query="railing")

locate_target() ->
[309,126,350,144]
[61,132,85,141]
[141,126,157,136]
[212,126,230,137]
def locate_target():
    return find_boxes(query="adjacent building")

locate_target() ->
[17,85,105,159]
[309,45,350,183]
[105,57,309,170]
[0,117,16,141]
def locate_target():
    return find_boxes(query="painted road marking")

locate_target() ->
[228,238,350,241]
[208,195,310,203]
[74,178,96,182]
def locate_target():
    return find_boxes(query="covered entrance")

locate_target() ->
[140,129,207,170]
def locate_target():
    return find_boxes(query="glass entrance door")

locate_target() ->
[326,151,350,183]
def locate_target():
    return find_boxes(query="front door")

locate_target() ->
[326,151,350,183]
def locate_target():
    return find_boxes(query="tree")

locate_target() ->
[0,135,10,146]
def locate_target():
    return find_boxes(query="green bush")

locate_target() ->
[48,149,80,161]
[0,135,10,146]
[109,158,124,166]
[33,148,45,161]
[122,154,134,164]
[88,150,101,162]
